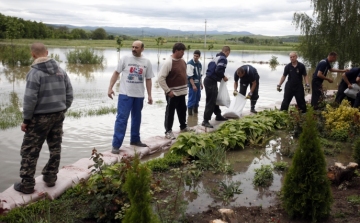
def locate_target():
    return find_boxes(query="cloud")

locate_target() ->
[0,0,314,36]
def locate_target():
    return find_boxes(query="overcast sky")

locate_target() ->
[0,0,314,36]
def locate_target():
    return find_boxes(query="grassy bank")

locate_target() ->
[0,38,297,51]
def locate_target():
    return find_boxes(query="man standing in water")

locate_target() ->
[202,46,230,128]
[186,50,203,115]
[14,42,73,194]
[108,40,154,154]
[311,52,348,109]
[277,52,309,113]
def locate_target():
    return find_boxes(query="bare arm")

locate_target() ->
[108,71,120,99]
[317,71,333,83]
[303,75,309,85]
[189,78,197,92]
[250,80,257,94]
[278,75,286,86]
[342,73,353,89]
[146,78,153,104]
[234,82,238,91]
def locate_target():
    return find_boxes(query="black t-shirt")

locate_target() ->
[345,67,360,83]
[283,61,307,86]
[234,65,259,84]
[312,58,332,84]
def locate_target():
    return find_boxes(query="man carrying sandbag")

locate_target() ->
[202,46,231,128]
[233,65,260,113]
[335,67,360,105]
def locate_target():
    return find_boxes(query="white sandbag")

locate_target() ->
[344,83,360,99]
[216,80,231,107]
[223,94,247,118]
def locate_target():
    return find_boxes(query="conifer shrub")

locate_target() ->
[122,154,160,223]
[281,108,333,222]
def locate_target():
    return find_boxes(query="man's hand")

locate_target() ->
[167,91,175,98]
[305,84,311,93]
[223,76,228,82]
[233,90,238,96]
[108,89,115,99]
[192,85,198,92]
[277,85,282,92]
[246,92,252,99]
[148,96,153,105]
[21,123,28,132]
[327,78,333,83]
[200,84,203,90]
[348,84,353,89]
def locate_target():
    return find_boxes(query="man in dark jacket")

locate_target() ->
[335,67,360,105]
[233,65,260,113]
[202,46,230,128]
[14,43,73,194]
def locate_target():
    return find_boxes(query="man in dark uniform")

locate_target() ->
[277,52,309,113]
[311,52,348,109]
[233,65,260,113]
[335,67,360,105]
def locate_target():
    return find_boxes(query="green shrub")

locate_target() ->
[281,108,333,222]
[122,154,159,223]
[66,48,104,64]
[273,161,289,171]
[146,152,183,172]
[353,138,360,165]
[194,146,233,173]
[0,44,32,66]
[253,165,274,187]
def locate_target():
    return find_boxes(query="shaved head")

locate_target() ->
[30,43,48,58]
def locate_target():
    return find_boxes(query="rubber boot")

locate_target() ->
[193,107,198,114]
[250,100,258,113]
[188,108,193,116]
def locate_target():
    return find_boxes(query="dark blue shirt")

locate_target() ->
[234,65,259,85]
[312,58,332,84]
[344,67,360,83]
[283,61,307,86]
[206,52,227,82]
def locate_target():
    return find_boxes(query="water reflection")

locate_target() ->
[2,65,28,83]
[66,63,104,81]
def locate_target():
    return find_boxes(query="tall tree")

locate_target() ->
[92,28,107,40]
[293,0,360,68]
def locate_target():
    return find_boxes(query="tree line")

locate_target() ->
[0,13,132,40]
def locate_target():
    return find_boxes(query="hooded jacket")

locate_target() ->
[205,52,227,82]
[23,57,73,124]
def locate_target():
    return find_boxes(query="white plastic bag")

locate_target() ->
[223,94,247,118]
[216,80,231,107]
[344,83,360,99]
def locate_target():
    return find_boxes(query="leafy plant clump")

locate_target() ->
[253,165,274,187]
[273,161,289,171]
[0,44,32,66]
[66,47,104,64]
[281,108,333,222]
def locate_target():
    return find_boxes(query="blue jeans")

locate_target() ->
[112,94,144,148]
[187,83,201,109]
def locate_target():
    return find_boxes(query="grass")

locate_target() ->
[66,106,117,118]
[0,38,297,51]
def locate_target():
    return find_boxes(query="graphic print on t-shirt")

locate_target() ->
[127,65,144,83]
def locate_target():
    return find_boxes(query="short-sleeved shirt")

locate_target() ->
[344,67,360,83]
[234,65,259,85]
[283,61,307,86]
[312,58,332,84]
[117,55,154,98]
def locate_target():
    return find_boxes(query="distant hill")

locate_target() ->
[46,24,254,37]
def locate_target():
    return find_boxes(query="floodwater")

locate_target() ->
[0,48,346,202]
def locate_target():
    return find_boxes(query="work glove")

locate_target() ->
[304,84,310,93]
[233,90,238,96]
[246,92,252,99]
[277,85,282,92]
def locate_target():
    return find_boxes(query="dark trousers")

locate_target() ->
[203,77,221,121]
[280,83,307,113]
[335,80,348,104]
[239,79,259,109]
[335,80,355,105]
[311,79,322,109]
[20,111,65,188]
[164,94,187,133]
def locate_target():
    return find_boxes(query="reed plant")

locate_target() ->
[66,48,104,64]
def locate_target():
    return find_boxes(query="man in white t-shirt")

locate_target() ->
[107,40,154,154]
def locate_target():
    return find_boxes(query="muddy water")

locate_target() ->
[0,48,344,193]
